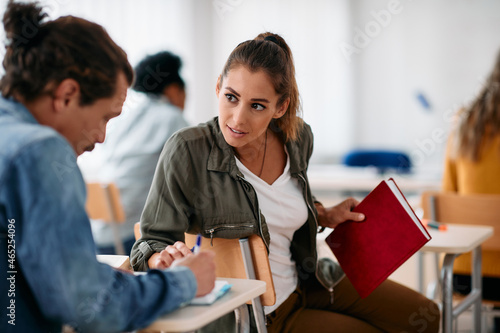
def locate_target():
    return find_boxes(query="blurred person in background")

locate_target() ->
[442,48,500,332]
[91,51,190,255]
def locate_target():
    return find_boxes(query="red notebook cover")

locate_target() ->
[325,178,431,298]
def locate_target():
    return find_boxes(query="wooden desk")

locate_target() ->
[308,164,440,194]
[421,224,493,333]
[139,277,266,333]
[96,254,132,271]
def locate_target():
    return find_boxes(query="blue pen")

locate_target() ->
[193,234,202,254]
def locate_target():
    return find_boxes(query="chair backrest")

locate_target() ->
[421,191,500,251]
[134,221,141,240]
[185,233,275,306]
[86,182,126,223]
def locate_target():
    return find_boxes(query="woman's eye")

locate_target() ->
[225,94,237,102]
[252,103,265,111]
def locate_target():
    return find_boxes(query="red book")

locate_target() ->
[325,178,431,298]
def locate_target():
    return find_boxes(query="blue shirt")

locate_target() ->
[85,93,189,247]
[0,97,197,332]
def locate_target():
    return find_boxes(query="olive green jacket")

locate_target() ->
[130,117,344,294]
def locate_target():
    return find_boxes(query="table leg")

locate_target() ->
[235,304,250,333]
[441,253,457,333]
[418,251,425,294]
[441,247,483,333]
[471,247,482,333]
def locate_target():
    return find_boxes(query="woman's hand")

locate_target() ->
[148,241,194,270]
[316,197,365,229]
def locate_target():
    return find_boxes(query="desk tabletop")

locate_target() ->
[307,164,441,193]
[141,277,266,332]
[96,255,132,271]
[422,224,493,253]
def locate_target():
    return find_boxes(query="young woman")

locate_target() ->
[131,32,440,332]
[442,49,500,194]
[442,49,500,328]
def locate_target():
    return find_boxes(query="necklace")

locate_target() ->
[257,130,268,178]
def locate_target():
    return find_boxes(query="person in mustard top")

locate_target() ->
[442,49,500,331]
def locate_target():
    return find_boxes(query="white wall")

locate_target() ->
[2,0,500,172]
[347,0,500,168]
[210,0,354,161]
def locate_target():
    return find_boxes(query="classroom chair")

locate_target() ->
[85,182,126,255]
[342,149,412,174]
[421,191,500,331]
[134,222,275,333]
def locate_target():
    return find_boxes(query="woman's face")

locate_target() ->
[216,65,287,150]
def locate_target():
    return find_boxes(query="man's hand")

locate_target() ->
[171,251,216,296]
[316,197,365,229]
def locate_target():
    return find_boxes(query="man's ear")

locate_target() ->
[215,75,222,98]
[273,98,289,119]
[52,78,81,113]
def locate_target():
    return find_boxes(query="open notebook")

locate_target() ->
[190,280,232,305]
[133,272,232,305]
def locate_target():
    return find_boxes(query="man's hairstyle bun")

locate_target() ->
[3,1,48,50]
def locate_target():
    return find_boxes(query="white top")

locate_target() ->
[235,153,308,314]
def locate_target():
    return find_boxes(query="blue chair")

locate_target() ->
[342,149,412,174]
